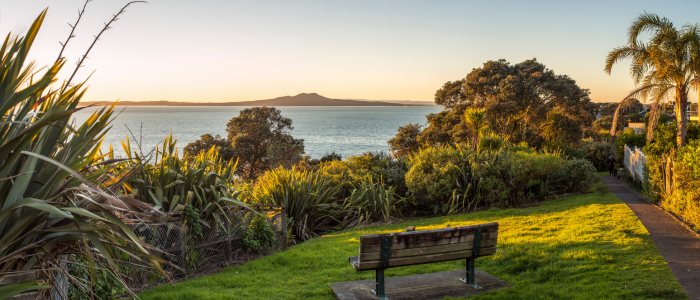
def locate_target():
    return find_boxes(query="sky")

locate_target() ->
[2,0,700,103]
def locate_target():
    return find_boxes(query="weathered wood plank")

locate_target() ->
[359,239,498,261]
[359,222,498,245]
[359,232,497,253]
[355,246,498,270]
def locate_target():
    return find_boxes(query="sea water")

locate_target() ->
[71,106,441,159]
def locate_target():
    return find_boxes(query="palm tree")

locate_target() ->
[610,97,641,136]
[463,108,488,152]
[604,12,700,147]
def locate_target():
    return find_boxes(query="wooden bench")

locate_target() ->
[348,222,498,300]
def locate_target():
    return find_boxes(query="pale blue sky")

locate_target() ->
[2,0,700,103]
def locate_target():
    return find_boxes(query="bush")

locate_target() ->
[552,159,598,193]
[579,140,616,171]
[254,167,344,241]
[317,151,409,197]
[242,215,277,252]
[479,134,505,152]
[643,121,700,157]
[474,151,567,207]
[651,141,700,228]
[615,132,646,160]
[542,141,586,160]
[405,145,473,207]
[406,145,570,212]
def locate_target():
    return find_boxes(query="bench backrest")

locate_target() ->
[354,222,498,270]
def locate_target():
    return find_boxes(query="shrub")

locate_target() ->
[643,121,700,156]
[579,140,616,171]
[658,141,700,227]
[615,132,646,160]
[542,141,586,160]
[552,159,598,193]
[405,144,473,207]
[242,215,277,252]
[474,151,567,207]
[479,134,505,152]
[317,151,409,197]
[254,168,344,241]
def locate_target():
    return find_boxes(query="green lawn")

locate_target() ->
[137,180,685,300]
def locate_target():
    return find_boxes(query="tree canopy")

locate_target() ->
[184,107,304,180]
[226,107,304,180]
[391,58,595,153]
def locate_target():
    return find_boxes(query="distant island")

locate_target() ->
[80,93,436,107]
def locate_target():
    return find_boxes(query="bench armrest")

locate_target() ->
[348,256,360,271]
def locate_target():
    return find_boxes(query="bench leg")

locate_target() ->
[371,268,388,300]
[460,258,481,289]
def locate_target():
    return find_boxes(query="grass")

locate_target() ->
[136,179,685,300]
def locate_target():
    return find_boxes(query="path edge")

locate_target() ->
[613,176,700,239]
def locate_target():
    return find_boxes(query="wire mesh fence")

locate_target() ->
[125,205,286,289]
[50,205,286,298]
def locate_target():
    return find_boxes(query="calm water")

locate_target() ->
[72,106,441,159]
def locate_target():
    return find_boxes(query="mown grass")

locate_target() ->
[137,180,685,300]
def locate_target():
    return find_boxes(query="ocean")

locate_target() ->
[71,106,442,159]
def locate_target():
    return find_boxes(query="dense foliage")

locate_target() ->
[579,140,616,171]
[422,59,594,149]
[615,132,646,159]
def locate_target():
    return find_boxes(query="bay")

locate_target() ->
[72,106,441,159]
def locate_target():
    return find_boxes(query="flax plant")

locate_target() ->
[254,168,344,241]
[345,177,403,225]
[117,134,248,233]
[0,11,163,299]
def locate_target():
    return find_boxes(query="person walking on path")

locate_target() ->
[607,155,617,176]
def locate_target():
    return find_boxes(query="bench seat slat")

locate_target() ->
[353,246,497,270]
[359,232,497,253]
[359,239,497,261]
[359,222,498,245]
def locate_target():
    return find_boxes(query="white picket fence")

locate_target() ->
[624,145,646,182]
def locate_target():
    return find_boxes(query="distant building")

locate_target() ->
[625,122,645,134]
[689,102,698,123]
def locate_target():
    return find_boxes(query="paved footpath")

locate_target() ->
[602,176,700,299]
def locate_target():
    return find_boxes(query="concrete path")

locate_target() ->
[329,269,511,300]
[602,176,700,300]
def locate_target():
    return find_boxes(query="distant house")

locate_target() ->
[625,122,645,134]
[689,102,699,123]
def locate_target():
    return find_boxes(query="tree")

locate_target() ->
[541,111,583,144]
[388,123,423,158]
[226,107,304,180]
[600,103,619,116]
[463,108,488,152]
[605,12,700,147]
[418,59,594,148]
[183,133,235,161]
